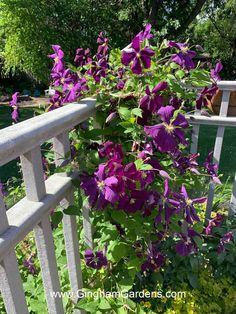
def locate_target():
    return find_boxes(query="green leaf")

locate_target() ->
[140,164,153,171]
[98,298,112,310]
[111,210,127,224]
[131,108,142,118]
[118,276,134,291]
[51,211,63,227]
[77,298,100,312]
[187,273,199,288]
[63,205,80,215]
[109,241,129,262]
[118,107,131,120]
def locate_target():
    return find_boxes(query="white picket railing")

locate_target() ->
[0,81,236,313]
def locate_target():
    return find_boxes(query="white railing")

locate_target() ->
[0,81,236,313]
[0,98,96,314]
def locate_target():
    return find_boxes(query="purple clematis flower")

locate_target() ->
[140,82,168,113]
[172,150,200,175]
[169,95,182,109]
[119,189,147,213]
[168,41,196,70]
[49,90,64,111]
[97,32,109,56]
[176,185,206,224]
[141,244,165,272]
[211,62,223,82]
[204,213,224,235]
[24,257,37,274]
[196,85,218,110]
[51,68,73,87]
[81,164,119,209]
[98,141,123,162]
[144,106,188,153]
[63,77,88,103]
[217,231,234,253]
[48,45,65,72]
[87,56,108,82]
[203,151,221,184]
[175,228,200,256]
[121,35,154,75]
[74,48,92,66]
[9,92,20,122]
[84,248,108,269]
[137,23,153,41]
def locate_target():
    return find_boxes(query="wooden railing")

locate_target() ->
[0,81,236,313]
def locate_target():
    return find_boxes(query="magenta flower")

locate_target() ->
[196,85,218,110]
[172,151,200,175]
[81,164,119,209]
[63,77,88,103]
[175,228,200,256]
[9,92,20,122]
[137,23,153,41]
[203,151,221,184]
[84,249,108,269]
[97,32,109,56]
[217,231,234,253]
[211,62,223,82]
[177,185,206,224]
[51,68,73,87]
[74,48,92,66]
[118,189,146,213]
[204,213,224,235]
[141,244,165,272]
[49,90,64,111]
[87,56,108,82]
[144,106,188,153]
[48,45,65,72]
[168,41,196,70]
[98,141,123,161]
[24,257,37,274]
[140,82,168,113]
[121,36,154,74]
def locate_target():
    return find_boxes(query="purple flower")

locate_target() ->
[48,45,65,72]
[74,48,92,66]
[9,92,20,122]
[87,56,108,82]
[144,106,188,153]
[98,141,123,161]
[172,151,200,175]
[84,249,108,269]
[121,36,154,75]
[119,189,146,213]
[49,90,64,111]
[81,164,119,209]
[169,96,182,109]
[175,228,200,256]
[203,151,221,184]
[140,82,168,113]
[97,32,109,56]
[196,85,218,110]
[168,41,196,70]
[211,62,223,82]
[217,231,234,253]
[176,185,206,224]
[137,23,153,41]
[141,244,165,272]
[51,68,73,87]
[24,257,37,274]
[204,213,224,235]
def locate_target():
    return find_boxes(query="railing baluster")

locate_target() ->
[206,90,231,219]
[190,109,201,154]
[0,195,29,314]
[53,133,85,310]
[20,146,64,314]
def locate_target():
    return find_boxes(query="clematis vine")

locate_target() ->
[74,48,92,66]
[97,32,109,56]
[204,213,224,235]
[121,35,154,75]
[217,231,234,253]
[203,151,221,184]
[144,106,188,153]
[172,151,200,175]
[168,41,196,70]
[211,62,223,82]
[141,243,165,272]
[175,228,200,256]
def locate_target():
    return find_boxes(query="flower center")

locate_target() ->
[54,56,59,63]
[186,198,192,206]
[163,123,174,134]
[97,181,105,189]
[130,198,135,204]
[181,46,189,54]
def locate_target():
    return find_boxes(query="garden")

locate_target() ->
[0,1,236,314]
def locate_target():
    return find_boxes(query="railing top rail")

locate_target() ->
[186,114,236,127]
[0,98,96,166]
[217,80,236,90]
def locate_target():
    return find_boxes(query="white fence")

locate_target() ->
[0,81,236,313]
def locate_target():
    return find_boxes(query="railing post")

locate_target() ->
[20,146,64,314]
[0,194,29,314]
[53,132,85,311]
